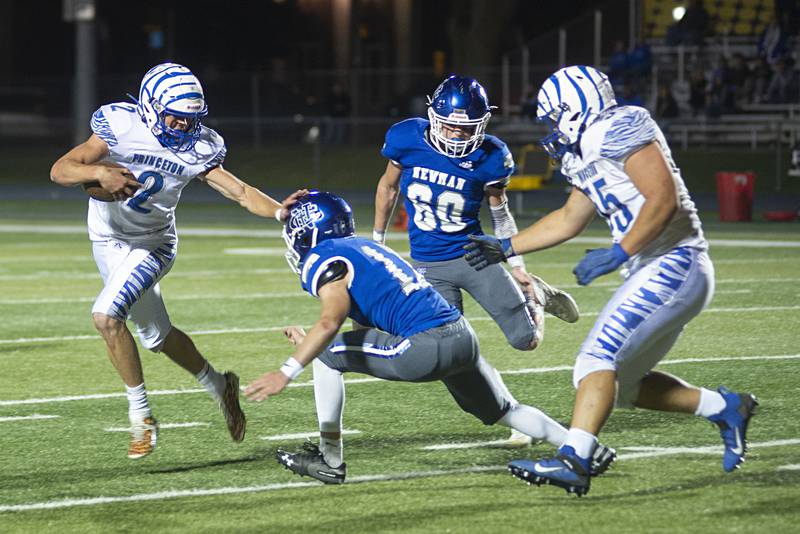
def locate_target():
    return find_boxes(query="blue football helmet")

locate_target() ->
[136,63,208,152]
[283,191,356,274]
[427,75,493,158]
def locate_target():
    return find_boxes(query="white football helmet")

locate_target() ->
[536,65,616,159]
[136,63,208,152]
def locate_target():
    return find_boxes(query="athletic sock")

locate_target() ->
[561,427,597,461]
[126,383,151,423]
[313,358,345,467]
[498,404,568,447]
[319,436,344,468]
[695,387,727,418]
[195,361,226,402]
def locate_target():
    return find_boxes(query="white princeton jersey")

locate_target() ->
[87,102,226,241]
[561,106,707,275]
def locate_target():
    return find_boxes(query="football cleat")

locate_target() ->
[708,386,758,472]
[502,429,534,449]
[529,274,580,323]
[590,443,617,477]
[220,371,246,442]
[508,448,591,496]
[128,416,159,459]
[276,441,346,485]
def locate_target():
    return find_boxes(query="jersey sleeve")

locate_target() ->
[380,119,418,165]
[300,247,353,297]
[201,129,227,172]
[599,107,658,162]
[90,106,119,147]
[483,137,515,189]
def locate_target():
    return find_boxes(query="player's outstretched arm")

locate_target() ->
[202,165,307,221]
[373,160,402,243]
[465,188,595,269]
[618,142,678,255]
[244,278,350,401]
[50,134,141,199]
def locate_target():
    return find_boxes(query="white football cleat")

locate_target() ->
[529,274,580,323]
[502,429,534,449]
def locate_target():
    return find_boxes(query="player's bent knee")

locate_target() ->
[92,312,126,336]
[509,331,539,352]
[573,353,617,389]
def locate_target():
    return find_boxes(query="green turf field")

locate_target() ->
[0,200,799,533]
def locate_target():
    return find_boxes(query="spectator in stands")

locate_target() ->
[323,82,352,145]
[609,40,629,86]
[667,0,711,46]
[729,53,753,108]
[759,16,790,65]
[689,65,708,116]
[766,57,800,104]
[628,41,653,78]
[655,82,679,120]
[707,57,736,115]
[752,57,774,104]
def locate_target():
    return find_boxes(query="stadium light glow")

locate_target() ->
[673,6,686,21]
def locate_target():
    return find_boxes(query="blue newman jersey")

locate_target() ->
[300,236,460,337]
[381,118,515,262]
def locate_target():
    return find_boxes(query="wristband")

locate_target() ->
[508,255,526,270]
[279,357,304,380]
[275,208,284,223]
[500,237,516,259]
[373,230,386,244]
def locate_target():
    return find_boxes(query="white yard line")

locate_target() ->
[777,464,800,471]
[104,422,210,432]
[0,438,796,513]
[2,224,799,248]
[0,292,306,306]
[3,303,799,346]
[1,354,798,407]
[0,414,59,422]
[259,429,362,441]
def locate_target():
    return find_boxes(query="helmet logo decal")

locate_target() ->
[289,203,324,234]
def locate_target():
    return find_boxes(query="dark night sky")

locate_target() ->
[5,0,613,79]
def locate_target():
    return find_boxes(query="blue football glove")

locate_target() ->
[463,235,515,271]
[573,243,629,286]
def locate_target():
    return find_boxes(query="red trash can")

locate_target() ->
[716,172,754,222]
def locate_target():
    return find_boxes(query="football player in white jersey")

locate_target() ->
[50,63,305,459]
[464,66,757,495]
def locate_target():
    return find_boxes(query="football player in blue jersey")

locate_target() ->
[50,63,305,459]
[244,191,615,484]
[464,66,757,495]
[372,75,581,448]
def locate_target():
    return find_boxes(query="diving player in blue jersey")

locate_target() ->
[464,66,757,495]
[372,75,580,447]
[244,192,615,484]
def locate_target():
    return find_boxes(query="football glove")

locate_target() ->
[573,243,629,286]
[463,235,515,271]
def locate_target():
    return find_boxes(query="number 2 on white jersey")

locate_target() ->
[406,183,466,233]
[126,171,164,214]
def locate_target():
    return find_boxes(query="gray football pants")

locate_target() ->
[412,256,537,351]
[318,317,511,424]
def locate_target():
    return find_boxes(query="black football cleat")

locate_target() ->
[276,441,346,485]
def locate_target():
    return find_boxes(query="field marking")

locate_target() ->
[0,438,796,513]
[259,429,362,441]
[0,414,59,422]
[423,439,520,450]
[2,224,799,248]
[2,302,799,346]
[777,464,800,471]
[0,292,306,306]
[104,422,210,432]
[1,353,798,407]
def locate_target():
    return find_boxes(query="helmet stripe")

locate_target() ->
[578,65,604,110]
[164,92,206,110]
[548,74,561,102]
[151,70,191,97]
[563,70,587,113]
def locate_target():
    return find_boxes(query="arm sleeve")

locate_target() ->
[490,198,525,269]
[599,108,658,162]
